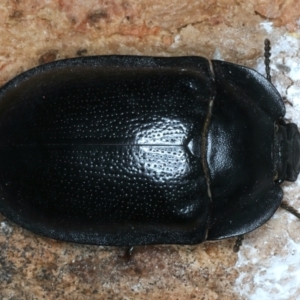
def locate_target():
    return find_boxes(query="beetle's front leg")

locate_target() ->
[280,201,300,219]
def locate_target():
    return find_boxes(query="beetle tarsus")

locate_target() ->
[281,201,300,219]
[264,39,272,83]
[233,235,244,252]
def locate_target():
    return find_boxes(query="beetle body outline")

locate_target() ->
[0,55,299,245]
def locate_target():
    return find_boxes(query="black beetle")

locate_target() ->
[0,47,299,247]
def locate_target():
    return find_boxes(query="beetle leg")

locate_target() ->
[122,246,134,262]
[282,96,293,107]
[264,39,272,83]
[233,235,244,252]
[281,201,300,219]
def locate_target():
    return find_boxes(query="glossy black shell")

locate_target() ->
[0,56,291,245]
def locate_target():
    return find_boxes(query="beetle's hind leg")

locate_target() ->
[281,201,300,219]
[233,235,244,252]
[264,39,272,83]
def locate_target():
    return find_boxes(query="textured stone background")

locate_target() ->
[0,1,300,299]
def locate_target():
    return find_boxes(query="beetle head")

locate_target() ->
[275,121,300,182]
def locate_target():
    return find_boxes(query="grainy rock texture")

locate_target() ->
[2,0,298,86]
[0,1,300,299]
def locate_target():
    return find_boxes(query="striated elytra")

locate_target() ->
[0,55,299,246]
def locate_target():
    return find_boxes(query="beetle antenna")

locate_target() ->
[264,39,272,83]
[233,235,244,252]
[280,201,300,219]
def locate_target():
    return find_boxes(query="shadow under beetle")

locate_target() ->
[0,40,299,247]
